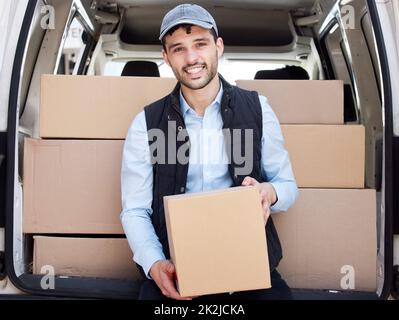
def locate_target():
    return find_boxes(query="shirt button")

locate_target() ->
[180,187,185,193]
[177,126,183,132]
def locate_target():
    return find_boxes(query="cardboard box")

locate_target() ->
[33,236,141,280]
[164,186,271,297]
[40,75,176,139]
[40,76,343,139]
[235,80,343,124]
[273,188,377,292]
[282,125,365,188]
[23,138,124,234]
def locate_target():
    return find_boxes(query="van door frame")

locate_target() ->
[4,0,37,288]
[366,0,394,299]
[313,0,394,299]
[4,0,143,298]
[366,0,395,299]
[0,0,32,281]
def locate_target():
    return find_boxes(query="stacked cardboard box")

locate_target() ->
[25,75,377,292]
[236,79,377,292]
[26,75,177,281]
[39,75,177,139]
[33,236,141,281]
[272,188,376,291]
[236,80,344,124]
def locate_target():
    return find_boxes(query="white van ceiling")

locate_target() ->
[121,8,295,46]
[91,0,320,45]
[103,0,317,10]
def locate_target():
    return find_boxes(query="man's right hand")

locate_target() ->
[149,259,193,300]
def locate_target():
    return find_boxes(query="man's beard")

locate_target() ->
[172,54,218,90]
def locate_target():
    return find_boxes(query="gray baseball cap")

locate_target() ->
[159,4,218,41]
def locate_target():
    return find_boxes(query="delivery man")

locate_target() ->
[120,3,298,300]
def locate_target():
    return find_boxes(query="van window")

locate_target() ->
[322,21,358,122]
[104,59,287,83]
[56,16,92,75]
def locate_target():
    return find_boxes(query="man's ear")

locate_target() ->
[162,49,171,67]
[216,37,224,59]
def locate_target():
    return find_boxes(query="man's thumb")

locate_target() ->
[242,176,250,185]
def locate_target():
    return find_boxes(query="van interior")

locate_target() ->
[4,0,389,299]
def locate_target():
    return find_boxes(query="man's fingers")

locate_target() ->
[262,198,270,212]
[264,211,270,225]
[262,198,271,225]
[166,262,175,274]
[242,176,258,186]
[260,189,268,200]
[160,270,191,300]
[162,279,190,300]
[163,261,191,300]
[160,273,178,296]
[161,288,170,298]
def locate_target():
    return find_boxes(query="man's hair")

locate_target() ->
[161,23,218,51]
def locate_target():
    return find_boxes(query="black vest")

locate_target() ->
[144,75,283,274]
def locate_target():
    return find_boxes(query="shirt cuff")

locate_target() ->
[135,247,166,280]
[269,182,286,213]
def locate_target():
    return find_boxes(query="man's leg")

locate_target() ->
[138,279,167,300]
[229,269,293,300]
[139,280,233,300]
[138,270,292,300]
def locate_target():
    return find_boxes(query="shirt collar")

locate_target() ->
[179,81,224,116]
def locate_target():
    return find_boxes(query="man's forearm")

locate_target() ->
[120,208,166,278]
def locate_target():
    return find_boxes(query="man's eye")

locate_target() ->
[173,47,183,53]
[197,42,207,47]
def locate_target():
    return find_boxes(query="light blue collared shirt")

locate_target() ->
[120,82,298,279]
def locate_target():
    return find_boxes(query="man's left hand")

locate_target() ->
[241,176,277,225]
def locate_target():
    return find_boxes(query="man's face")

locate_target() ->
[162,25,224,90]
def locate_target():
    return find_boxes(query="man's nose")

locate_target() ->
[185,48,200,65]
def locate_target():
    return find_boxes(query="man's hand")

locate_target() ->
[149,259,195,300]
[241,176,277,225]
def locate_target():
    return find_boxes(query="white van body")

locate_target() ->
[0,0,398,299]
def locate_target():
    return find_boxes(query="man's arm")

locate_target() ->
[258,95,298,213]
[120,111,165,278]
[121,111,195,300]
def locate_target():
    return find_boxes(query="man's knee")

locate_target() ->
[229,270,292,300]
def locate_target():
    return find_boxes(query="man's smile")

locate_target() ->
[184,64,206,76]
